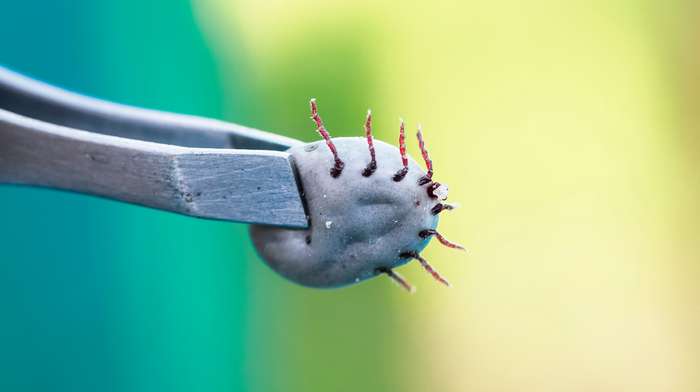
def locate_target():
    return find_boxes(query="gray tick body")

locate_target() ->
[250,99,462,292]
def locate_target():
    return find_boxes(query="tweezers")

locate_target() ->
[0,66,308,228]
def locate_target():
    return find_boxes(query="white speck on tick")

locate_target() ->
[434,184,449,201]
[325,220,333,229]
[354,278,360,283]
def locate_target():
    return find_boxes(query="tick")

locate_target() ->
[250,99,463,292]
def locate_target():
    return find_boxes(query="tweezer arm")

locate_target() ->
[0,66,301,150]
[0,109,308,228]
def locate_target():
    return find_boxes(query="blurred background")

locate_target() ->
[1,0,699,391]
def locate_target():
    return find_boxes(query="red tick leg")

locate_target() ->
[400,251,450,287]
[419,229,465,251]
[431,203,457,215]
[310,98,344,177]
[362,109,377,177]
[416,126,433,185]
[379,267,415,292]
[392,119,409,181]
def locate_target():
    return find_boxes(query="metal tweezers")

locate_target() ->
[0,66,308,228]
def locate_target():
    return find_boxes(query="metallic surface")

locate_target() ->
[0,66,308,228]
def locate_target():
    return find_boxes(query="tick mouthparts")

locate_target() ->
[427,182,449,200]
[433,183,449,200]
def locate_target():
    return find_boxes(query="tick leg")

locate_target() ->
[362,109,377,177]
[416,126,433,185]
[310,98,344,177]
[378,267,415,292]
[392,119,409,181]
[431,202,457,215]
[400,251,450,287]
[419,229,465,251]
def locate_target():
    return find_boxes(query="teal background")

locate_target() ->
[0,1,246,390]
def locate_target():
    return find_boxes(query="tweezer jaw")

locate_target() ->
[0,65,301,151]
[0,66,308,228]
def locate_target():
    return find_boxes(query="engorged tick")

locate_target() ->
[250,99,464,292]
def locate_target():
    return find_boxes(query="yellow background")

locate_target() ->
[196,1,700,390]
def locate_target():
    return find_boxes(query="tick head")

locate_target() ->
[427,181,448,201]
